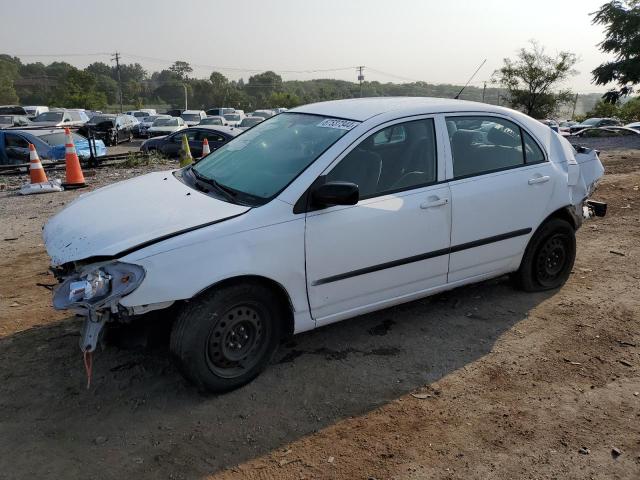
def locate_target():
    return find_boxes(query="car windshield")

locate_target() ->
[202,117,222,125]
[144,115,163,123]
[581,118,601,126]
[154,118,179,126]
[88,115,115,125]
[192,113,357,203]
[133,112,147,118]
[0,115,12,124]
[35,112,63,122]
[39,132,86,146]
[224,114,241,121]
[240,117,262,127]
[182,114,201,122]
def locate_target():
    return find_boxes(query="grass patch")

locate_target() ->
[115,152,171,169]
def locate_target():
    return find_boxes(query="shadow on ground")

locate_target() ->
[0,277,553,479]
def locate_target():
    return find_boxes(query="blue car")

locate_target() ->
[0,128,107,166]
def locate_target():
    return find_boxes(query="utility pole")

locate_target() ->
[111,52,123,113]
[357,66,365,97]
[571,93,579,120]
[482,82,487,103]
[183,84,188,111]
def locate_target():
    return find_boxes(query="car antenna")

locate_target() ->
[454,59,487,100]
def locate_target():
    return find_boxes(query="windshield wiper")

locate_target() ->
[190,167,238,204]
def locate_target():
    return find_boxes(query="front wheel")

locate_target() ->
[512,218,576,292]
[170,283,282,392]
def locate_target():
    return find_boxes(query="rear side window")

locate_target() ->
[199,131,226,142]
[446,116,543,178]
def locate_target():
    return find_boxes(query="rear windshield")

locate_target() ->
[39,132,86,146]
[35,112,63,122]
[182,114,202,122]
[88,116,115,125]
[224,114,241,121]
[154,118,179,126]
[0,106,26,115]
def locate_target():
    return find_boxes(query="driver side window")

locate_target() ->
[326,119,437,199]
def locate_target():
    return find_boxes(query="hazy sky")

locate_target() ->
[2,0,612,92]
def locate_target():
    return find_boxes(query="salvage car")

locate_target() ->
[43,98,605,392]
[199,116,225,126]
[78,114,136,145]
[237,116,264,130]
[568,117,621,134]
[625,122,640,132]
[0,128,106,165]
[32,109,89,127]
[147,116,186,137]
[181,110,207,126]
[222,112,244,127]
[138,114,171,138]
[0,114,33,128]
[140,125,238,158]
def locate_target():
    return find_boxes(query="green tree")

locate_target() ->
[585,99,621,118]
[246,71,283,106]
[493,41,578,118]
[0,56,20,103]
[54,70,107,109]
[168,61,193,80]
[592,1,640,102]
[619,95,640,121]
[268,91,301,108]
[85,62,112,78]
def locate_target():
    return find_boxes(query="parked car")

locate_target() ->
[32,109,89,127]
[124,110,151,123]
[0,115,33,128]
[206,107,235,117]
[237,116,264,130]
[141,125,238,158]
[23,106,49,119]
[43,98,606,392]
[181,110,207,126]
[165,109,183,117]
[0,105,29,115]
[147,116,186,137]
[199,116,225,126]
[251,109,275,119]
[272,107,288,114]
[138,115,171,138]
[78,114,138,145]
[571,126,640,138]
[125,109,157,117]
[568,117,621,134]
[0,128,106,165]
[222,112,245,127]
[625,122,640,132]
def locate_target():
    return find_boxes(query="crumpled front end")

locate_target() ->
[52,260,146,352]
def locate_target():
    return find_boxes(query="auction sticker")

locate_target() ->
[317,119,360,130]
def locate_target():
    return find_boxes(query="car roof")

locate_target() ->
[193,125,240,136]
[182,110,204,114]
[10,128,65,137]
[290,97,510,121]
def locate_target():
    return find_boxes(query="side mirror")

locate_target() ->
[312,181,359,207]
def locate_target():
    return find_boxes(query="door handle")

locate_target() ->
[528,175,550,185]
[420,197,448,209]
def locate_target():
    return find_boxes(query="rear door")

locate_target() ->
[444,115,555,282]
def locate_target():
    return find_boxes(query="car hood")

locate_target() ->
[43,170,250,265]
[149,126,180,131]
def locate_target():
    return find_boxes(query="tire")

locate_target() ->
[512,218,576,292]
[170,283,283,393]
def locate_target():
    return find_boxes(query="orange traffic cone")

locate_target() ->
[62,128,86,189]
[28,144,48,184]
[201,137,211,158]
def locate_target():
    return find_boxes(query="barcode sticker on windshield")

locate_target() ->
[317,119,359,130]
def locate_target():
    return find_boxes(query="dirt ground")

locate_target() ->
[0,149,638,480]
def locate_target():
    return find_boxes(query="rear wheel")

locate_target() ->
[170,283,282,392]
[512,218,576,292]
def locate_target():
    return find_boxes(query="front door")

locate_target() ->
[444,115,556,282]
[305,117,451,325]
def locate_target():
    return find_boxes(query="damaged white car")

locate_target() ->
[44,98,606,392]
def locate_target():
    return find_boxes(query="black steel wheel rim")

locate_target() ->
[535,234,568,287]
[205,303,269,379]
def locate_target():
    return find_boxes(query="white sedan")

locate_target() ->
[44,98,605,392]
